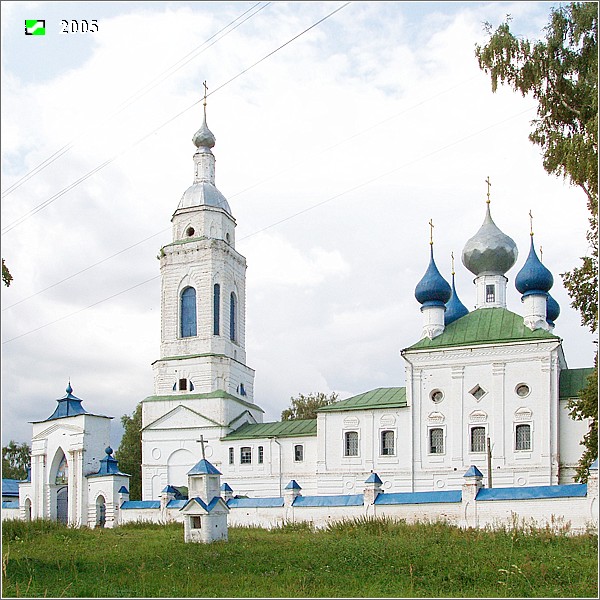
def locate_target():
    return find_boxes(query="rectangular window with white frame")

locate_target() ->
[381,430,395,456]
[515,423,532,451]
[344,431,359,457]
[429,427,444,454]
[258,445,264,464]
[228,447,234,465]
[294,444,304,462]
[470,426,486,453]
[240,446,251,464]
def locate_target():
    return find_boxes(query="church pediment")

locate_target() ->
[32,422,83,441]
[143,405,221,431]
[227,410,258,430]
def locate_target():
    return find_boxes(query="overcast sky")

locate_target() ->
[2,1,596,449]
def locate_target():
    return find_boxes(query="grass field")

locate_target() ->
[2,517,597,598]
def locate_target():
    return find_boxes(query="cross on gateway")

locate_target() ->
[429,219,434,245]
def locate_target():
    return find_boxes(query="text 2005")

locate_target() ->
[60,20,98,33]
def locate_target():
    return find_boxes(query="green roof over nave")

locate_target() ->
[318,387,407,412]
[405,307,559,351]
[223,419,317,440]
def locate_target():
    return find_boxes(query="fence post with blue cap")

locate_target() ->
[284,480,302,507]
[363,472,383,509]
[462,465,483,529]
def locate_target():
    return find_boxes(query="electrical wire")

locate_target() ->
[1,105,535,345]
[1,2,352,235]
[0,2,270,199]
[2,73,478,310]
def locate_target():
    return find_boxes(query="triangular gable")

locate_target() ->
[143,405,221,431]
[180,497,209,515]
[179,496,229,514]
[32,422,83,441]
[227,409,258,429]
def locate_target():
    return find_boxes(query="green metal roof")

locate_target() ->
[559,368,595,399]
[141,391,264,413]
[318,387,407,412]
[223,419,317,440]
[405,308,558,351]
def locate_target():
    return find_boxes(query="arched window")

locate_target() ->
[213,284,220,335]
[55,453,68,484]
[515,424,531,451]
[230,292,238,342]
[96,495,106,528]
[344,431,359,456]
[181,287,197,337]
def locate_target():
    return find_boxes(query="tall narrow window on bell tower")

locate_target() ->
[230,292,237,342]
[213,284,220,335]
[181,287,197,337]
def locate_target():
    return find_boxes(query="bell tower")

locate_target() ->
[141,89,262,498]
[152,89,256,402]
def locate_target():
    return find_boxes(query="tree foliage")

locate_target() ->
[281,392,339,421]
[2,258,13,287]
[567,358,598,481]
[115,403,142,500]
[475,3,598,480]
[2,441,31,480]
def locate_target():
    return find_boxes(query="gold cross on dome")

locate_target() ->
[451,251,455,275]
[485,176,492,204]
[203,81,208,107]
[429,219,434,245]
[540,245,543,263]
[529,210,534,236]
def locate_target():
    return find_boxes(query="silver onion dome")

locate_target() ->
[462,204,518,276]
[192,115,216,149]
[178,182,231,213]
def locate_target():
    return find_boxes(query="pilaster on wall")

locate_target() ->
[451,366,464,465]
[491,363,506,465]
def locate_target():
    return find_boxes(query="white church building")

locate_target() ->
[4,102,596,530]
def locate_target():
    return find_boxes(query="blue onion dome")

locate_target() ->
[415,246,452,308]
[445,273,469,325]
[192,113,216,149]
[515,236,553,296]
[462,204,518,276]
[546,292,560,326]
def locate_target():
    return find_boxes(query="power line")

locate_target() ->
[2,228,170,312]
[1,1,352,236]
[2,74,479,310]
[0,2,270,199]
[2,275,161,345]
[1,105,535,345]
